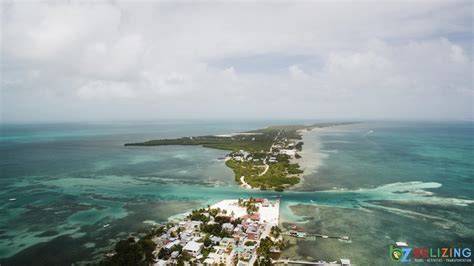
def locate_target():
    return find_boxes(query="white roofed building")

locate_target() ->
[183,241,203,257]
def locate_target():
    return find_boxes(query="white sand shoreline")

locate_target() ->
[288,128,327,190]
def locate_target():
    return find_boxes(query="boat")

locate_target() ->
[396,241,408,247]
[9,198,16,201]
[103,224,110,228]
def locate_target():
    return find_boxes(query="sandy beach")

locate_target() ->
[289,128,328,190]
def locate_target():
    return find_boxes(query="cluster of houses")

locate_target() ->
[221,129,304,170]
[151,198,281,266]
[227,150,263,163]
[288,225,307,238]
[272,139,298,158]
[227,139,299,165]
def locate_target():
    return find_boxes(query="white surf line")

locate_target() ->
[361,203,452,224]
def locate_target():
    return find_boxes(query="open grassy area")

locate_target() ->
[233,154,301,191]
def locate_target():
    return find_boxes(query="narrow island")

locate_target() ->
[125,122,355,191]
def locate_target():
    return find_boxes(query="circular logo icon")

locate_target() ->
[391,248,403,261]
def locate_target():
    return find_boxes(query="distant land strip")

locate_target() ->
[125,122,358,191]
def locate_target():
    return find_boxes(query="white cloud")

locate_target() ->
[1,0,472,121]
[288,65,310,80]
[80,34,146,79]
[77,80,136,99]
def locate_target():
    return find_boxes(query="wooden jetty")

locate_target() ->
[285,232,351,242]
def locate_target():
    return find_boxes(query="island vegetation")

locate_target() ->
[125,122,355,191]
[99,198,284,265]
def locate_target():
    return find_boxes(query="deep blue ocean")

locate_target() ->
[0,120,472,265]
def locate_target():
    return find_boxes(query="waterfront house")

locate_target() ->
[279,149,296,157]
[189,221,202,230]
[296,231,306,238]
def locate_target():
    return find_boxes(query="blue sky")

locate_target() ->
[1,1,472,122]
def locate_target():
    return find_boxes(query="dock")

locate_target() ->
[285,232,351,242]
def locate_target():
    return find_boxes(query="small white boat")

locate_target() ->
[9,198,16,201]
[103,224,110,228]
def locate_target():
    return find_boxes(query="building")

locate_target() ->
[183,241,203,257]
[220,237,235,247]
[246,226,259,240]
[239,150,250,159]
[179,231,193,242]
[296,231,306,238]
[170,251,179,259]
[189,221,202,230]
[268,157,277,163]
[210,236,222,245]
[279,149,296,157]
[153,198,284,265]
[222,223,235,232]
[203,257,215,264]
[209,246,236,265]
[164,240,180,250]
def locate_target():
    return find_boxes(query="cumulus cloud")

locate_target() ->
[0,0,472,122]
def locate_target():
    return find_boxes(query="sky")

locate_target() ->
[1,0,473,122]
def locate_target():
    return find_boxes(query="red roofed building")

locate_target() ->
[250,213,260,221]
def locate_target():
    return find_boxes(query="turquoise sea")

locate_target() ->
[0,120,473,265]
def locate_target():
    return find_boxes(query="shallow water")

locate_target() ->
[0,120,472,265]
